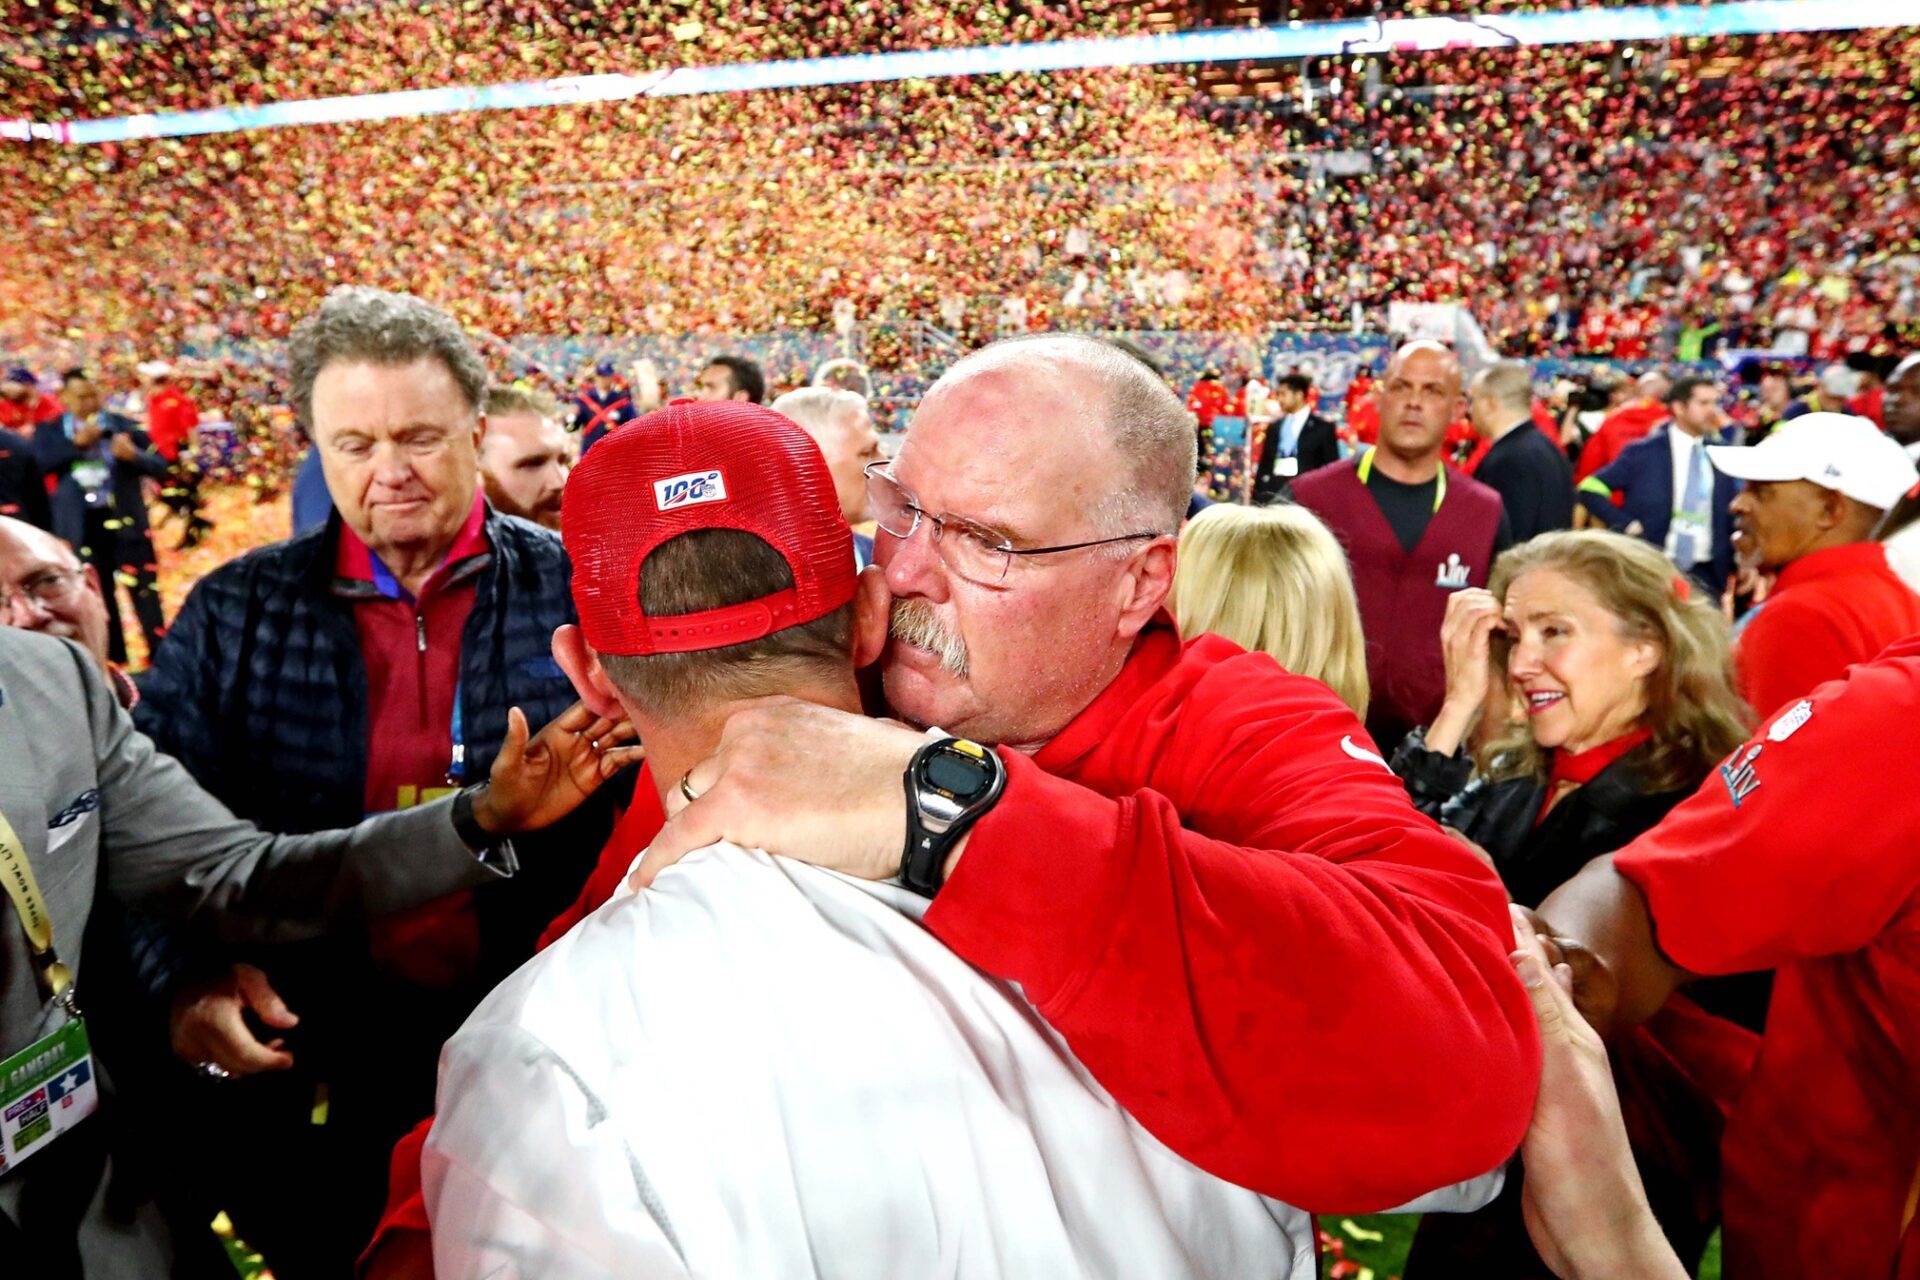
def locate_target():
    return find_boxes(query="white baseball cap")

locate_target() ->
[136,360,173,380]
[1707,413,1919,511]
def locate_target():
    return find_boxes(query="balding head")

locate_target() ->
[875,334,1186,746]
[0,516,112,672]
[1638,370,1672,402]
[1376,340,1463,465]
[770,386,882,525]
[1468,359,1533,437]
[927,334,1196,536]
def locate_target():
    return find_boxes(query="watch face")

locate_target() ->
[925,750,987,799]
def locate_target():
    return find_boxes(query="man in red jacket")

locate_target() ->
[1535,638,1920,1280]
[361,334,1538,1277]
[638,334,1537,1199]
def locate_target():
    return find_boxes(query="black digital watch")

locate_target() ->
[900,737,1006,898]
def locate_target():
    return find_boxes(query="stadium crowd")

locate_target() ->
[5,7,1920,1280]
[3,10,1916,369]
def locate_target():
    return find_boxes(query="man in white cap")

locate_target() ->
[1710,412,1920,718]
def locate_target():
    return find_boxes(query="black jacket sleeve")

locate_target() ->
[1389,727,1476,820]
[1251,417,1284,505]
[0,443,51,530]
[1298,415,1342,474]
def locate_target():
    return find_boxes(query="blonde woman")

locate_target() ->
[1393,529,1755,1280]
[1394,529,1750,906]
[1171,503,1369,720]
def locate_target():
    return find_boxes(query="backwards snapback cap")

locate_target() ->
[563,398,857,656]
[1706,412,1919,512]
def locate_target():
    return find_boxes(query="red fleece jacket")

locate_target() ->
[362,621,1537,1275]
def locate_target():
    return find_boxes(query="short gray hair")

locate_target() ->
[1474,359,1534,416]
[939,334,1195,536]
[288,286,490,434]
[770,386,867,439]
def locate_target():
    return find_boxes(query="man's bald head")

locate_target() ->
[0,516,112,671]
[1638,370,1672,402]
[925,334,1195,536]
[1375,340,1463,465]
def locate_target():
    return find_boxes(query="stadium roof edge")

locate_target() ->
[2,0,1912,146]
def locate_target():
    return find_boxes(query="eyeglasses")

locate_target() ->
[1,566,86,616]
[0,566,86,618]
[864,462,1164,587]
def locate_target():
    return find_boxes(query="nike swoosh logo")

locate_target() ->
[1341,735,1389,770]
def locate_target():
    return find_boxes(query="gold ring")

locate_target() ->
[678,771,700,804]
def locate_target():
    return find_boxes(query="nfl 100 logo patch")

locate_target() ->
[654,470,728,512]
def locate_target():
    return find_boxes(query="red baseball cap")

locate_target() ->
[563,398,857,656]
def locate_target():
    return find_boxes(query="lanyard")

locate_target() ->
[0,806,78,1015]
[1357,447,1447,513]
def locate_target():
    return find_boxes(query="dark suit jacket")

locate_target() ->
[1576,425,1739,590]
[0,425,51,530]
[1252,411,1341,505]
[1474,420,1574,544]
[34,412,169,549]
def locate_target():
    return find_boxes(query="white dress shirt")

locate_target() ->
[424,844,1497,1279]
[1667,425,1716,563]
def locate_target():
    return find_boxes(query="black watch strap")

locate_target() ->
[900,737,1006,898]
[450,782,496,852]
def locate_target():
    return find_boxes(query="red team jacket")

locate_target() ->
[1616,636,1920,1280]
[362,619,1537,1274]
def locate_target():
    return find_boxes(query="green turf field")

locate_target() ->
[220,1212,1721,1278]
[1318,1215,1720,1280]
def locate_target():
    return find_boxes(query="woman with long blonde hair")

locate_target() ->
[1171,503,1370,720]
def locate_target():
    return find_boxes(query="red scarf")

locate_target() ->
[1537,727,1653,826]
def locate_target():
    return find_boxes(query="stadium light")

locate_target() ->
[2,0,1913,146]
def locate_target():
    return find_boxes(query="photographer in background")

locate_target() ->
[34,370,169,663]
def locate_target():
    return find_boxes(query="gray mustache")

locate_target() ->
[890,598,969,678]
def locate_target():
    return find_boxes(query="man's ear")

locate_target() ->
[1114,537,1177,643]
[551,624,626,720]
[850,564,891,669]
[1818,486,1856,534]
[472,413,489,454]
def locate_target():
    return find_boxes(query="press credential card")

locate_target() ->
[0,1018,98,1174]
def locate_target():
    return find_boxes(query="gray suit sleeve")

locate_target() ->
[73,641,515,941]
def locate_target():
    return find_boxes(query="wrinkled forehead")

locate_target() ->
[893,363,1119,544]
[1385,348,1461,391]
[312,358,476,441]
[0,527,72,585]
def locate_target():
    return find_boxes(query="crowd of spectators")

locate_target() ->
[3,11,1915,377]
[5,13,1920,1278]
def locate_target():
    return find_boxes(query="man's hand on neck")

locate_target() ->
[635,672,867,818]
[630,692,929,891]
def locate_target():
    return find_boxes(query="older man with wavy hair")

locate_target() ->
[133,286,615,1278]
